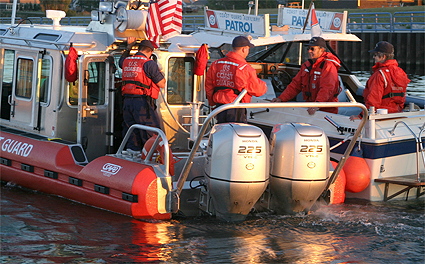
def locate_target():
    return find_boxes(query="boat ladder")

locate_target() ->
[388,121,425,182]
[373,122,425,201]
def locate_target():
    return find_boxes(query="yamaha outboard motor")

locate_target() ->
[269,123,329,214]
[204,123,269,222]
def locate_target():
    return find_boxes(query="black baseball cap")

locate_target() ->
[306,37,326,48]
[232,36,255,48]
[139,40,155,50]
[369,41,394,54]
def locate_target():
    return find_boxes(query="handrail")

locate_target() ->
[1,12,424,32]
[0,34,95,49]
[393,11,425,32]
[347,12,393,32]
[347,11,425,32]
[388,121,424,182]
[117,124,171,177]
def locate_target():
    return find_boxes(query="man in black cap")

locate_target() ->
[357,41,410,116]
[119,37,165,151]
[205,35,267,123]
[272,36,341,115]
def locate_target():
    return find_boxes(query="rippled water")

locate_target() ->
[1,183,424,264]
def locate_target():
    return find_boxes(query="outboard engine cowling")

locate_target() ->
[269,123,329,214]
[205,123,269,222]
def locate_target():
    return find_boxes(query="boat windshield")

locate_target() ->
[247,42,309,66]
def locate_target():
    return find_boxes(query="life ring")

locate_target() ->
[343,156,371,193]
[329,160,346,204]
[141,134,175,175]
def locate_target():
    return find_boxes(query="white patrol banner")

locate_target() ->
[205,9,265,36]
[278,7,345,32]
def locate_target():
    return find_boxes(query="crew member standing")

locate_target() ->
[205,36,267,123]
[272,37,341,115]
[120,38,166,151]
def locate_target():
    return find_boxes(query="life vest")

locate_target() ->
[121,55,159,99]
[378,68,406,105]
[211,59,247,100]
[205,51,267,106]
[65,46,78,83]
[302,58,341,101]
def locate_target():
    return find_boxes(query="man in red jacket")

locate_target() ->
[205,36,267,123]
[363,41,410,113]
[272,37,341,115]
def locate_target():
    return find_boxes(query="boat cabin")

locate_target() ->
[0,13,206,160]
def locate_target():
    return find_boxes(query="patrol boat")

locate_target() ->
[0,2,419,222]
[189,7,424,203]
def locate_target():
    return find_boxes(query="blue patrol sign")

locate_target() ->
[225,20,254,33]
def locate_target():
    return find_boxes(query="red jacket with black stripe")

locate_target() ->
[363,59,410,113]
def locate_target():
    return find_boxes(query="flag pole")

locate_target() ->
[302,1,313,33]
[299,2,313,64]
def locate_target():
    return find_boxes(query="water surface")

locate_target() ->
[1,183,424,263]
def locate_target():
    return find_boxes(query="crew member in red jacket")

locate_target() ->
[119,38,166,151]
[272,37,341,115]
[205,36,267,123]
[363,41,410,113]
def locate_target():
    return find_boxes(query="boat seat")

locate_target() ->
[337,76,362,116]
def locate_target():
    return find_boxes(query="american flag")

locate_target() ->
[146,0,183,48]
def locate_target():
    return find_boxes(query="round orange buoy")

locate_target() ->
[141,135,175,176]
[343,156,371,193]
[329,161,346,204]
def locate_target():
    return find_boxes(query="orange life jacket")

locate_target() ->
[121,55,159,99]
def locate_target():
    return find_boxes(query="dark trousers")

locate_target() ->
[216,106,247,124]
[122,95,160,151]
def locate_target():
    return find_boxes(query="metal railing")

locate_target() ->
[393,11,425,31]
[1,11,423,33]
[347,12,394,32]
[0,16,91,26]
[347,11,425,32]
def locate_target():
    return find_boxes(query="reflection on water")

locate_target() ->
[1,184,424,263]
[354,71,425,98]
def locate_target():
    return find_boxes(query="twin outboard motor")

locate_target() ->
[204,123,269,222]
[269,123,329,214]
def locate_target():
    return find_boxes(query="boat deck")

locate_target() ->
[374,175,425,201]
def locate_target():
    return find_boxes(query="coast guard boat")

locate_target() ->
[0,1,422,221]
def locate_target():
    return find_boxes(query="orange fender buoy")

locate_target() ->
[329,161,346,204]
[141,135,175,176]
[343,156,371,193]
